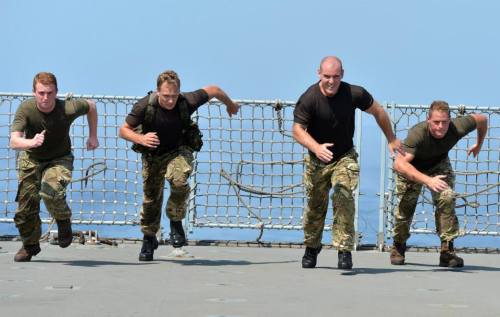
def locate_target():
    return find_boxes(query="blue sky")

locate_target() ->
[1,0,500,106]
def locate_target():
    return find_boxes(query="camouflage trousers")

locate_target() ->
[393,158,458,244]
[14,152,74,246]
[140,146,193,236]
[303,149,359,251]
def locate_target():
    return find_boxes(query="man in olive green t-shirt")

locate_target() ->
[9,72,99,262]
[390,100,487,268]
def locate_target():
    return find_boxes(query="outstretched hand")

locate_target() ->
[388,138,405,157]
[226,102,240,117]
[467,143,482,158]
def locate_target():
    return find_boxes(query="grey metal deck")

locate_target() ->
[1,241,499,317]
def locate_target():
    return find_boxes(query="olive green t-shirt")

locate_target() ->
[11,98,90,160]
[403,115,476,171]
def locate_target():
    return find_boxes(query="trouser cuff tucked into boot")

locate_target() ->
[338,250,353,270]
[139,235,159,261]
[302,245,322,268]
[169,221,186,248]
[390,242,406,265]
[56,219,73,248]
[14,243,41,262]
[439,240,464,268]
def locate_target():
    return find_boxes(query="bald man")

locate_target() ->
[293,56,401,270]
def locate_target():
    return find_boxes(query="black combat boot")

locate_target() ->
[14,244,41,262]
[301,245,322,268]
[390,242,406,265]
[169,221,186,248]
[439,240,464,268]
[338,251,353,270]
[57,219,73,248]
[139,235,159,261]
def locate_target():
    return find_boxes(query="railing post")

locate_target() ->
[377,103,389,251]
[354,109,362,250]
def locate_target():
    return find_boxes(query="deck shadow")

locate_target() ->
[316,266,426,275]
[34,259,157,267]
[315,263,500,275]
[406,262,500,272]
[163,258,296,266]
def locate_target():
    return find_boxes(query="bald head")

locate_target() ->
[317,56,344,97]
[319,56,343,73]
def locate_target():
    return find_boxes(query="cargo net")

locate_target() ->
[384,105,500,241]
[0,94,322,237]
[190,100,314,240]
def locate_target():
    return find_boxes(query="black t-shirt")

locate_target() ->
[403,115,476,171]
[293,81,374,163]
[125,89,209,152]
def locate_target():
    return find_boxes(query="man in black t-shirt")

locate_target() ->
[391,100,487,268]
[293,56,402,270]
[119,70,239,261]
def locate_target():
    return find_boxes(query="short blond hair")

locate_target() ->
[157,70,180,90]
[429,100,450,118]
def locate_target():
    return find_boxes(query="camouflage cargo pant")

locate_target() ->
[140,146,193,236]
[303,149,359,251]
[393,157,458,244]
[14,152,74,246]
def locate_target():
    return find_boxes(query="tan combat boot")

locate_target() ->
[439,240,464,268]
[14,244,41,262]
[390,242,406,265]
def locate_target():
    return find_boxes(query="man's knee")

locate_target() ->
[437,189,456,209]
[171,179,189,188]
[333,183,354,201]
[167,154,193,187]
[171,183,190,194]
[14,209,40,224]
[39,181,66,201]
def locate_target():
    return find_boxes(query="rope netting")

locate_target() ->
[0,94,335,236]
[383,105,500,242]
[190,100,311,239]
[1,94,498,246]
